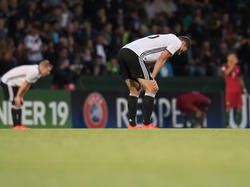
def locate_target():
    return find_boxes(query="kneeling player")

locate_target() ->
[177,92,211,128]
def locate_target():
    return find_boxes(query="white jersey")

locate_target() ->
[123,33,181,64]
[1,65,41,87]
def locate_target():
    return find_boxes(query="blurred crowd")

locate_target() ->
[0,0,250,88]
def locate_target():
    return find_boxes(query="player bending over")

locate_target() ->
[118,34,191,129]
[177,92,211,128]
[0,60,53,129]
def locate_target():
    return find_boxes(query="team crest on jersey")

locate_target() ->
[83,92,108,128]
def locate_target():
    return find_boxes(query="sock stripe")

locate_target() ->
[145,92,155,98]
[129,94,139,98]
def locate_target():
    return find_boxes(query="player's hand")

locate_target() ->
[195,110,202,118]
[14,96,24,107]
[152,79,159,92]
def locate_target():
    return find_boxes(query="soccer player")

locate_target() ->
[221,52,248,128]
[0,60,53,129]
[176,92,211,128]
[118,34,191,129]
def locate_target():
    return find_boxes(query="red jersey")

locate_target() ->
[221,64,241,93]
[177,92,210,115]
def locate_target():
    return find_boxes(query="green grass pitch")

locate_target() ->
[0,129,250,187]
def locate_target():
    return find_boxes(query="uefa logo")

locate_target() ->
[83,92,108,128]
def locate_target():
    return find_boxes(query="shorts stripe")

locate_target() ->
[138,57,150,79]
[139,47,166,80]
[7,85,14,102]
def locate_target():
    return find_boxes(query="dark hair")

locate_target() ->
[227,51,236,57]
[179,36,191,50]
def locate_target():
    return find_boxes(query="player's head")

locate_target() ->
[39,60,53,76]
[178,36,191,55]
[227,52,238,65]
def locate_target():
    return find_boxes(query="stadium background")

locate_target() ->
[1,1,250,187]
[0,0,250,128]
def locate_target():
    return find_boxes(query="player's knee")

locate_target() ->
[145,87,158,94]
[129,88,140,96]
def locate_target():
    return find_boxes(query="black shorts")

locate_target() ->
[118,48,153,81]
[1,82,19,105]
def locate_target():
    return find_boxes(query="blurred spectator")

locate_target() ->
[60,1,72,28]
[215,42,229,74]
[72,3,84,23]
[14,43,28,65]
[52,58,76,90]
[110,25,129,55]
[106,57,119,76]
[51,21,61,44]
[95,33,107,63]
[113,9,124,29]
[0,17,8,39]
[0,0,249,78]
[198,41,216,76]
[43,41,57,66]
[91,55,107,76]
[81,39,94,74]
[25,1,41,22]
[102,22,113,46]
[0,0,8,17]
[238,38,250,75]
[43,0,62,7]
[24,25,43,64]
[0,37,15,65]
[81,19,96,40]
[0,51,17,76]
[93,8,107,30]
[10,17,25,46]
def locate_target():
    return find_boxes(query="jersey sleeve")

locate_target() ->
[26,71,40,83]
[166,40,181,55]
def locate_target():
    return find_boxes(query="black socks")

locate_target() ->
[11,107,22,126]
[128,93,155,126]
[143,93,155,125]
[128,94,139,127]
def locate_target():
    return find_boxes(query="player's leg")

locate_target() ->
[236,106,241,127]
[235,92,243,127]
[199,104,209,128]
[125,79,141,128]
[186,103,200,128]
[225,92,232,128]
[9,86,23,128]
[1,83,23,128]
[192,111,201,128]
[183,114,188,128]
[200,110,207,128]
[137,78,159,128]
[118,48,141,128]
[225,106,231,128]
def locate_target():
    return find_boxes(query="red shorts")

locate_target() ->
[225,91,242,107]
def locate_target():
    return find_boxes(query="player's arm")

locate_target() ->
[151,50,172,79]
[239,76,248,97]
[224,62,237,75]
[15,81,31,107]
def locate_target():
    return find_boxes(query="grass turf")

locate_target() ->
[0,129,250,187]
